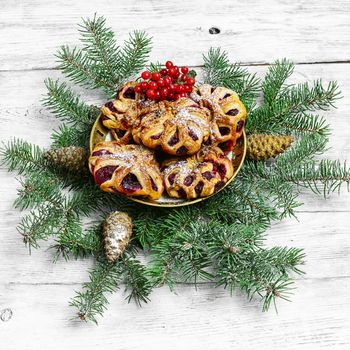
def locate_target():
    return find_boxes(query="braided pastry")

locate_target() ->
[132,98,211,156]
[161,146,233,199]
[89,141,164,200]
[100,82,140,144]
[191,84,247,154]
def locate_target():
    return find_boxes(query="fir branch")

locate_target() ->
[57,16,152,97]
[133,208,165,248]
[248,80,340,134]
[259,178,301,219]
[275,134,328,167]
[0,139,44,175]
[205,178,278,226]
[281,113,330,136]
[166,221,213,285]
[79,14,121,84]
[259,247,306,275]
[202,47,260,109]
[205,222,305,311]
[278,159,350,196]
[56,45,116,96]
[43,79,96,127]
[206,221,266,262]
[148,207,210,288]
[280,80,341,113]
[17,203,64,250]
[262,59,294,105]
[50,123,90,148]
[70,260,123,324]
[122,256,153,305]
[118,31,152,80]
[212,244,304,311]
[149,61,162,73]
[71,248,152,323]
[239,161,302,219]
[14,170,62,210]
[5,143,91,191]
[251,247,305,312]
[52,224,102,261]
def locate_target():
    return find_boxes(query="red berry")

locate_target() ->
[149,81,158,90]
[160,88,169,98]
[160,68,167,76]
[134,85,142,93]
[164,76,172,85]
[168,67,177,77]
[169,93,175,100]
[174,94,181,100]
[180,92,186,98]
[174,65,179,71]
[181,67,189,74]
[158,79,165,87]
[154,90,161,100]
[175,84,184,93]
[141,71,151,80]
[184,85,192,93]
[146,89,156,99]
[181,74,188,82]
[165,61,173,69]
[168,83,176,92]
[151,72,161,81]
[187,78,195,86]
[173,71,180,80]
[141,82,149,90]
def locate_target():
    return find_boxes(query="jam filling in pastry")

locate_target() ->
[190,84,247,154]
[89,141,164,200]
[100,82,140,144]
[161,146,233,199]
[132,98,211,156]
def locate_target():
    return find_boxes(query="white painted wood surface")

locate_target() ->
[1,1,350,349]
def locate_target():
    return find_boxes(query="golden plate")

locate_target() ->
[90,114,246,207]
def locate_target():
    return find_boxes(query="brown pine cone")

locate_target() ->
[102,211,133,263]
[43,146,88,173]
[247,134,294,160]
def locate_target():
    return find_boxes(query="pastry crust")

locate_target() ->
[100,82,140,144]
[132,98,211,156]
[161,146,233,199]
[89,141,164,200]
[190,84,247,154]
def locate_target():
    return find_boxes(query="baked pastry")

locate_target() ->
[89,141,164,200]
[100,82,140,144]
[161,146,233,199]
[190,84,247,154]
[132,98,211,156]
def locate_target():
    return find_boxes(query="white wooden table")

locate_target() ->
[1,1,350,349]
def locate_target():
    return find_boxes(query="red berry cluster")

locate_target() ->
[134,61,196,101]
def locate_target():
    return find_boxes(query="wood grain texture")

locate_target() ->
[1,1,350,348]
[1,280,350,350]
[1,0,350,70]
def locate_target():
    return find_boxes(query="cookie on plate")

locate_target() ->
[89,141,164,200]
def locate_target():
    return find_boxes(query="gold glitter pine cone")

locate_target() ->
[102,211,133,263]
[247,134,294,161]
[43,146,88,172]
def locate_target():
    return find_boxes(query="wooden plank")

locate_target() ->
[1,280,350,349]
[0,211,349,285]
[1,0,350,70]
